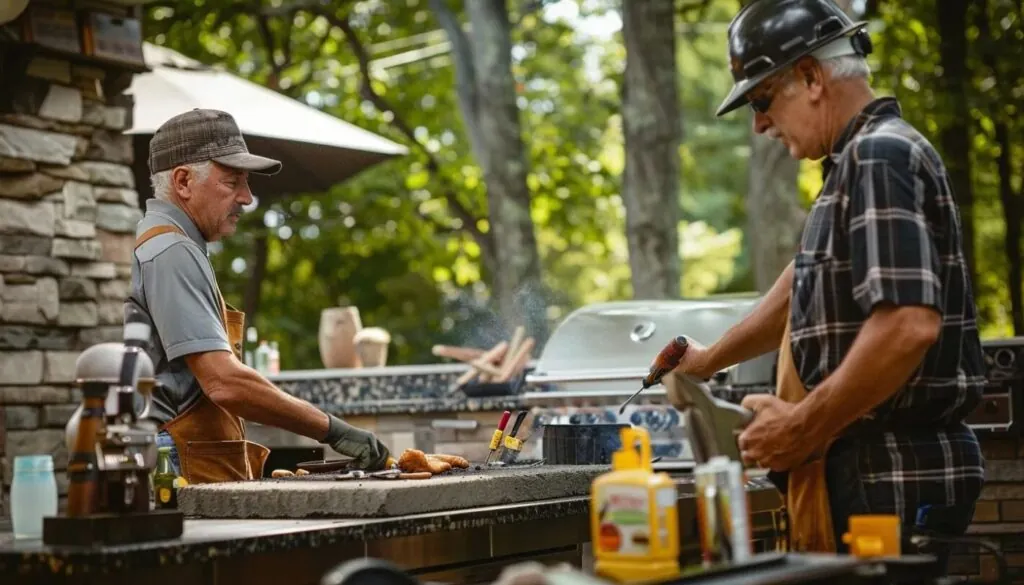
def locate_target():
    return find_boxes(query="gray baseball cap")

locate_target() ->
[148,109,282,175]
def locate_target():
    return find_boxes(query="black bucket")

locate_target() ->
[542,423,629,465]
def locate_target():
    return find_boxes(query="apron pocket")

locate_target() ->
[183,440,268,484]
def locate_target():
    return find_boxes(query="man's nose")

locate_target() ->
[752,111,772,135]
[237,183,253,205]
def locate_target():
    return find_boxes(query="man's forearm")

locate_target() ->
[792,304,940,446]
[187,351,330,441]
[703,261,794,374]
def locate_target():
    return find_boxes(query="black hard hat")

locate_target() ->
[716,0,872,117]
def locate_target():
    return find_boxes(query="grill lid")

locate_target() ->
[526,296,776,389]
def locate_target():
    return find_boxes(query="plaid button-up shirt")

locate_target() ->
[791,97,985,525]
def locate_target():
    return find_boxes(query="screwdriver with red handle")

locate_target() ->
[483,410,512,466]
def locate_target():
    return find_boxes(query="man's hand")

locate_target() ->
[669,337,715,379]
[737,394,819,472]
[322,415,392,470]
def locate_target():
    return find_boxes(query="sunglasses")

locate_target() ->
[748,93,775,114]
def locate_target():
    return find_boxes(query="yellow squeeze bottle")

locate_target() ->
[591,427,680,584]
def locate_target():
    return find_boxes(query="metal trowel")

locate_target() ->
[662,370,754,465]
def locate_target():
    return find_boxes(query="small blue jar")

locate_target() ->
[10,455,58,539]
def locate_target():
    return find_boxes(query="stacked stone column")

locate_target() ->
[0,57,141,515]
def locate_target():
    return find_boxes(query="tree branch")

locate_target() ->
[426,0,481,128]
[319,8,494,261]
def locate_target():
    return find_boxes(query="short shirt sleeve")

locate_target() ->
[142,241,231,361]
[847,135,943,314]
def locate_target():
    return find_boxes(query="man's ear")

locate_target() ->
[171,167,192,200]
[795,57,826,103]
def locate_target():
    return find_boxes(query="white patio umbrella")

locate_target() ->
[125,43,409,198]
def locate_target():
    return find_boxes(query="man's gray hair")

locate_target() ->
[821,54,870,80]
[150,161,212,201]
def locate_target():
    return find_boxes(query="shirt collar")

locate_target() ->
[144,199,208,250]
[822,97,903,180]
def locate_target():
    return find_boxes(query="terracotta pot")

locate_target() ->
[319,307,363,368]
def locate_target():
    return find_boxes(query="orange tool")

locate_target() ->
[483,410,512,466]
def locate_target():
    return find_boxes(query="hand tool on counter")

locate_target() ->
[496,410,529,463]
[500,418,537,464]
[662,370,754,464]
[482,410,512,466]
[619,336,690,415]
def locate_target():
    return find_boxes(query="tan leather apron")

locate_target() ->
[775,307,837,553]
[136,225,270,484]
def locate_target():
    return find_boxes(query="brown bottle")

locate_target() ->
[66,381,108,517]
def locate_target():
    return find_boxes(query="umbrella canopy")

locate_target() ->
[125,43,409,199]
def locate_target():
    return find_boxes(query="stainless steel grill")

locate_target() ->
[521,296,778,466]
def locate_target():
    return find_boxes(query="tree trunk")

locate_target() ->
[431,0,548,340]
[620,0,682,299]
[747,133,803,291]
[242,232,269,332]
[936,1,977,287]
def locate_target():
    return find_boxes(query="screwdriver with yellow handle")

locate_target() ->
[483,410,512,466]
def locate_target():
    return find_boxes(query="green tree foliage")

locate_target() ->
[143,0,1023,370]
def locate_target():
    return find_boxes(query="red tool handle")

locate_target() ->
[497,410,511,431]
[642,336,689,389]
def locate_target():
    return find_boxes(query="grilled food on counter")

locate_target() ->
[397,449,470,475]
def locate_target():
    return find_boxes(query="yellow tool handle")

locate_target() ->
[488,429,504,451]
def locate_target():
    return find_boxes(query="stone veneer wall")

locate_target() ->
[0,55,141,517]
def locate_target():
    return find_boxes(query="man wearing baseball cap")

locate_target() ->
[126,109,391,483]
[660,0,984,569]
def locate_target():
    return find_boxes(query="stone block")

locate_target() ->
[78,326,123,346]
[70,262,116,279]
[97,279,128,300]
[41,404,77,428]
[0,199,55,237]
[59,277,97,300]
[0,351,44,385]
[981,483,1024,500]
[96,229,135,265]
[86,128,132,164]
[43,351,79,383]
[0,235,51,256]
[0,386,72,404]
[23,256,70,276]
[0,157,35,173]
[973,500,1000,523]
[0,124,78,166]
[0,172,64,199]
[26,58,72,85]
[4,406,40,430]
[52,237,101,260]
[94,187,139,207]
[0,326,77,351]
[0,277,58,324]
[76,161,134,188]
[54,218,96,239]
[179,464,606,519]
[97,300,124,326]
[39,163,88,181]
[38,85,83,124]
[988,460,1024,482]
[0,256,25,272]
[6,429,67,468]
[96,203,142,233]
[60,181,96,221]
[57,302,98,327]
[116,264,131,278]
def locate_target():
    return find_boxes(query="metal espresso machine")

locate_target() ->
[42,310,184,546]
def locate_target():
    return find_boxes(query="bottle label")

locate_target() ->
[159,487,172,504]
[594,485,650,555]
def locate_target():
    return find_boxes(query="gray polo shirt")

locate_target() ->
[126,199,232,425]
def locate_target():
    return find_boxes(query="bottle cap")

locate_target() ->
[14,455,54,474]
[158,446,172,453]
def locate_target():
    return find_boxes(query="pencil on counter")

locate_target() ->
[483,410,512,466]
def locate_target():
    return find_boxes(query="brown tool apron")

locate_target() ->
[135,225,270,484]
[774,306,837,553]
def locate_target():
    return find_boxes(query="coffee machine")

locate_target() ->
[43,309,184,546]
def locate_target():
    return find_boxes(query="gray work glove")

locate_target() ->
[321,414,391,470]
